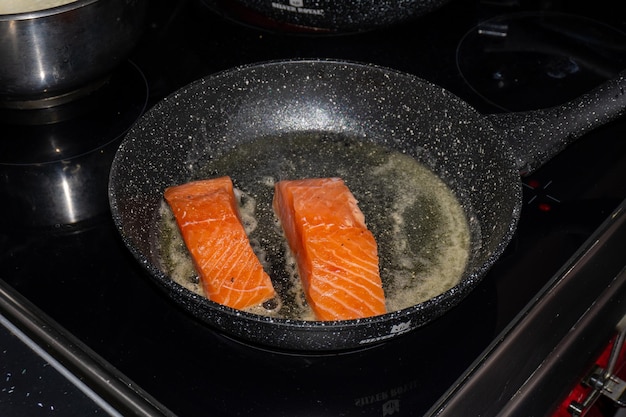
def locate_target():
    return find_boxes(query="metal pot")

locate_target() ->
[108,59,626,351]
[0,0,147,108]
[202,0,452,33]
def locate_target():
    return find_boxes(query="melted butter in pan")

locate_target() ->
[158,133,470,320]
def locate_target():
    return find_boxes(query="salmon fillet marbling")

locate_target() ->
[164,177,276,310]
[273,178,387,320]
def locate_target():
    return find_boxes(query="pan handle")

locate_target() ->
[484,69,626,176]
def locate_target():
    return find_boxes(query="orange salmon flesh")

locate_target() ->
[273,177,387,320]
[164,177,276,310]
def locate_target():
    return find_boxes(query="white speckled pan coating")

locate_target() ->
[202,0,452,32]
[109,59,626,351]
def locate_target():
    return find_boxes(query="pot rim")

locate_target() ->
[0,0,98,21]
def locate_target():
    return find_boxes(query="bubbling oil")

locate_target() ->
[158,133,471,320]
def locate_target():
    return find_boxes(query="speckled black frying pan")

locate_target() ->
[202,0,453,32]
[109,59,626,351]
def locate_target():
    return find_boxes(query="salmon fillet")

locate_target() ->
[164,176,276,310]
[273,178,386,321]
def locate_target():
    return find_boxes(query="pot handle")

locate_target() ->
[484,69,626,176]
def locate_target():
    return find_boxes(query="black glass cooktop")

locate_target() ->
[1,0,626,416]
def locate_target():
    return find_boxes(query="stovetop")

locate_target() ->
[2,1,626,416]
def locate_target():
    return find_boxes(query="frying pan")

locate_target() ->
[109,59,626,351]
[202,0,453,33]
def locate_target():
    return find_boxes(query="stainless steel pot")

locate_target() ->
[0,0,147,108]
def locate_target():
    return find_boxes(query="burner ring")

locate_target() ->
[456,11,626,112]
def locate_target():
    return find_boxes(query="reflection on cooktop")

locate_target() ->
[456,12,626,111]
